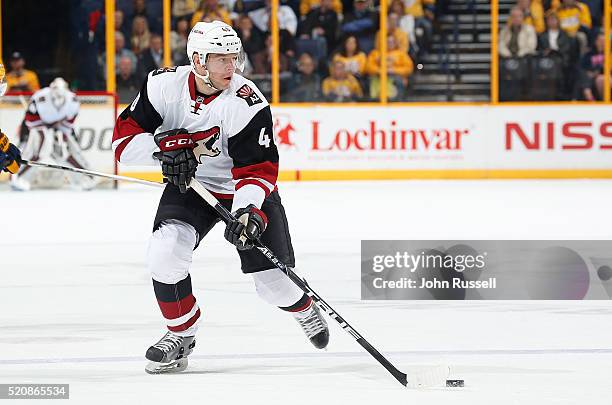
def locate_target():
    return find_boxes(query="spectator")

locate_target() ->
[172,0,198,22]
[249,0,298,36]
[115,9,131,43]
[580,0,602,27]
[234,14,266,61]
[499,7,537,58]
[538,11,572,67]
[556,0,591,55]
[129,0,162,34]
[298,0,339,54]
[252,33,291,74]
[341,0,379,53]
[390,0,416,54]
[191,0,232,26]
[284,52,322,101]
[138,34,164,81]
[402,0,434,54]
[100,32,138,79]
[116,56,140,102]
[5,52,40,92]
[332,35,367,78]
[515,0,545,34]
[374,12,409,54]
[131,15,152,56]
[367,35,414,100]
[300,0,342,16]
[322,60,363,101]
[171,18,190,65]
[578,31,605,100]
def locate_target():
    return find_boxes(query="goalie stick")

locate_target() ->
[17,159,464,388]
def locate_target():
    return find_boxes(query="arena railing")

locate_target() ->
[97,0,611,106]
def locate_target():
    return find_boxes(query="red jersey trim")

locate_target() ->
[236,178,272,197]
[188,72,221,104]
[114,135,135,162]
[209,190,234,200]
[25,112,41,122]
[231,162,279,185]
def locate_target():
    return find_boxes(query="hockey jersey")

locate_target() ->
[25,87,80,136]
[112,65,278,211]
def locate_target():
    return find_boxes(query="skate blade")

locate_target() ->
[145,358,188,374]
[406,365,450,389]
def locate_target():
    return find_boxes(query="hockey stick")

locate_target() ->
[15,160,460,387]
[188,179,461,389]
[19,159,164,188]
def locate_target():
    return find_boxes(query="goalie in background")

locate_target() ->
[10,77,97,191]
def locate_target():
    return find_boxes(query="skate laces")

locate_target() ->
[153,332,184,353]
[294,304,327,338]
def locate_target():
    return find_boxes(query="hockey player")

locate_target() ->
[11,78,96,191]
[112,21,329,374]
[0,132,21,174]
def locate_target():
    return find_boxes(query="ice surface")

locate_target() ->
[2,180,612,404]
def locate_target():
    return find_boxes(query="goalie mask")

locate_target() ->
[187,21,245,90]
[49,77,69,109]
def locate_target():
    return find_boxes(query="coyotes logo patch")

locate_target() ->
[236,84,262,106]
[192,126,221,162]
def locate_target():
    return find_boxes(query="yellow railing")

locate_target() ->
[66,0,612,104]
[491,0,499,104]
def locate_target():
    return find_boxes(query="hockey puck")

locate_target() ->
[446,379,465,387]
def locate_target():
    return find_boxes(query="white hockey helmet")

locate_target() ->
[0,64,7,97]
[187,21,245,77]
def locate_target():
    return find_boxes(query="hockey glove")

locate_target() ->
[0,131,21,174]
[153,128,198,193]
[224,204,268,250]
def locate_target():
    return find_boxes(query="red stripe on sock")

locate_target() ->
[157,294,196,320]
[290,297,313,313]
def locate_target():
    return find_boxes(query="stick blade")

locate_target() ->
[406,365,451,389]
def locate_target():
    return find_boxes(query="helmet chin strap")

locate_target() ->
[192,62,221,92]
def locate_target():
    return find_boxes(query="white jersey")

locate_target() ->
[25,87,80,136]
[112,65,278,211]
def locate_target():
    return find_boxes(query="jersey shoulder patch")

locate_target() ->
[151,66,178,76]
[235,84,263,107]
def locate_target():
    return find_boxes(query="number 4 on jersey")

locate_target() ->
[258,127,271,148]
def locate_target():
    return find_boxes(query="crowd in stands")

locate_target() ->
[3,0,609,103]
[77,0,436,102]
[498,0,608,101]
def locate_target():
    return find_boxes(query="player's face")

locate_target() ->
[205,53,239,89]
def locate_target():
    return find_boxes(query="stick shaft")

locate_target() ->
[20,159,163,188]
[189,180,409,386]
[14,163,409,386]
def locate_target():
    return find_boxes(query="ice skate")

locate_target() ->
[293,301,329,349]
[145,331,196,374]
